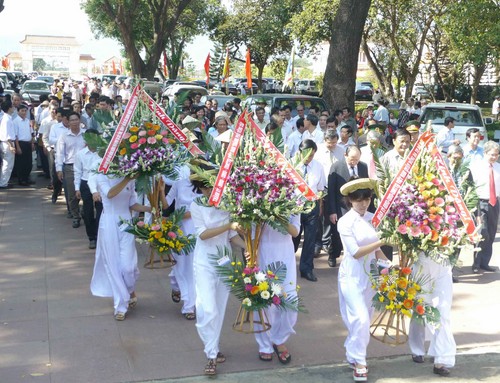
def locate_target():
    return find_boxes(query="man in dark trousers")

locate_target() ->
[327,145,368,267]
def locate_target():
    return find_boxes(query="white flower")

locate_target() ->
[254,271,267,283]
[260,291,270,300]
[242,298,252,307]
[270,283,282,296]
[243,277,252,284]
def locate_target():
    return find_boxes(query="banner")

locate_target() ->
[209,111,248,206]
[247,117,318,201]
[282,46,295,91]
[98,84,142,173]
[372,131,475,235]
[245,49,252,89]
[204,53,210,86]
[144,93,205,157]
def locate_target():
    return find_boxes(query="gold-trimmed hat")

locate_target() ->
[367,123,386,133]
[340,178,378,196]
[404,120,420,133]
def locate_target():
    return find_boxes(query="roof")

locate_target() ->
[20,35,80,46]
[426,102,480,111]
[79,54,95,61]
[6,52,22,59]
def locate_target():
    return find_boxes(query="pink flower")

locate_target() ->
[446,205,456,213]
[123,132,132,139]
[161,130,169,136]
[272,295,281,305]
[432,223,441,231]
[151,224,161,231]
[167,231,177,239]
[421,225,431,235]
[381,268,389,275]
[398,224,408,234]
[245,284,253,292]
[138,137,147,145]
[162,137,169,144]
[243,267,252,275]
[138,130,147,137]
[434,197,445,207]
[130,143,139,149]
[434,215,443,224]
[137,221,145,228]
[147,137,157,144]
[410,226,421,236]
[431,178,440,185]
[438,185,445,191]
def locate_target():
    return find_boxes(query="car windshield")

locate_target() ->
[421,108,482,126]
[24,82,49,91]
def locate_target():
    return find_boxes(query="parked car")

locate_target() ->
[244,94,329,117]
[162,84,208,101]
[0,71,20,92]
[36,76,55,85]
[359,81,374,89]
[141,79,162,96]
[213,82,239,95]
[355,83,373,100]
[419,103,489,146]
[296,79,320,96]
[20,80,51,105]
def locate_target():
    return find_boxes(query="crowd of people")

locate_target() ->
[1,81,499,381]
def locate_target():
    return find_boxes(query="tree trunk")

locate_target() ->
[323,0,371,112]
[470,63,486,105]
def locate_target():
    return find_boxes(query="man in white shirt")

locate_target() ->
[373,99,389,125]
[253,106,269,131]
[337,125,355,152]
[491,95,499,121]
[381,128,411,177]
[13,104,34,186]
[463,127,484,162]
[74,129,103,249]
[281,105,296,143]
[293,139,326,282]
[302,114,324,145]
[0,100,16,189]
[286,117,306,159]
[470,141,500,273]
[48,108,69,203]
[71,82,83,103]
[56,111,86,227]
[436,117,460,154]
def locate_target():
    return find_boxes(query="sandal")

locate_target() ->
[171,290,181,303]
[349,362,368,372]
[183,312,196,320]
[273,344,291,364]
[128,296,138,309]
[353,366,368,382]
[114,312,126,321]
[259,352,273,362]
[204,358,217,376]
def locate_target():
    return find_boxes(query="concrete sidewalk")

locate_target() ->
[1,170,500,383]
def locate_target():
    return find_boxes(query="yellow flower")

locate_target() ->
[258,281,269,291]
[119,147,127,156]
[388,291,397,301]
[155,134,163,140]
[129,126,139,133]
[153,124,161,131]
[129,135,138,143]
[378,295,385,302]
[154,232,162,239]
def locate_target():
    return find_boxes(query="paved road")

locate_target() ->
[1,171,500,383]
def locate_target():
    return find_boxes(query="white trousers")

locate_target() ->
[170,252,196,314]
[0,142,15,187]
[254,255,298,353]
[409,256,456,367]
[194,262,229,359]
[338,277,375,366]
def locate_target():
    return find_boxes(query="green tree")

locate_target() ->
[33,58,47,73]
[209,42,225,82]
[81,0,221,79]
[440,0,500,104]
[211,0,300,91]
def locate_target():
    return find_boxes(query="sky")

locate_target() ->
[0,0,212,70]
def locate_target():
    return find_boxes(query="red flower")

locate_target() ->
[244,176,252,182]
[235,186,243,193]
[259,160,265,166]
[147,129,156,136]
[416,305,425,315]
[252,147,256,151]
[401,267,412,276]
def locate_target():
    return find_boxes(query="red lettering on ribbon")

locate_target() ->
[98,84,141,173]
[144,93,204,156]
[209,111,248,206]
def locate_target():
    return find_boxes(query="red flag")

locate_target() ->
[204,53,210,86]
[245,49,252,89]
[163,51,168,78]
[112,60,116,74]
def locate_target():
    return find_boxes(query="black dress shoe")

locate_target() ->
[72,219,81,228]
[328,257,336,268]
[300,271,318,282]
[480,265,498,272]
[433,366,450,376]
[412,355,424,363]
[452,276,459,283]
[472,266,480,274]
[51,194,57,204]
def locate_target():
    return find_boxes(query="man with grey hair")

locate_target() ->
[470,140,500,273]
